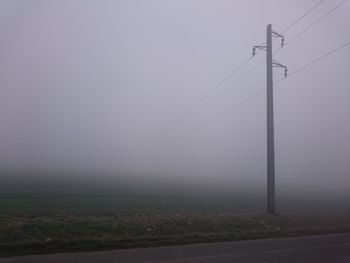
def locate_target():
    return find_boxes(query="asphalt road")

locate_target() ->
[1,233,350,263]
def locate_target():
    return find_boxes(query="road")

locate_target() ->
[1,233,350,263]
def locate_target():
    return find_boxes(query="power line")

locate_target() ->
[284,0,348,46]
[172,55,254,123]
[275,40,350,85]
[198,40,350,127]
[281,0,326,34]
[197,88,265,129]
[198,0,348,127]
[272,0,347,56]
[195,59,265,108]
[172,0,336,124]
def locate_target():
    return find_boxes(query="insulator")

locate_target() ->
[252,47,256,57]
[281,37,285,47]
[284,68,288,78]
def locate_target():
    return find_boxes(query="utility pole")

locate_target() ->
[253,24,287,214]
[266,24,275,215]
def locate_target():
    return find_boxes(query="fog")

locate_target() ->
[0,0,349,198]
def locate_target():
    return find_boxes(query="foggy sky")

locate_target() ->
[0,0,349,195]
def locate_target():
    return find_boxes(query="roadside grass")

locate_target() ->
[1,213,350,256]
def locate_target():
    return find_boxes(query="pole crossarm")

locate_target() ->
[252,45,267,56]
[254,45,267,50]
[272,60,287,68]
[272,30,285,47]
[272,60,288,78]
[272,30,284,38]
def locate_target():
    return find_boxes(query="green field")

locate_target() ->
[0,191,349,216]
[0,193,268,216]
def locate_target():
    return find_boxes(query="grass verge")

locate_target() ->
[1,212,350,257]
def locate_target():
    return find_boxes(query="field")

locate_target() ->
[0,193,268,216]
[1,175,350,256]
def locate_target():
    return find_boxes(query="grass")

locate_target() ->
[1,212,350,256]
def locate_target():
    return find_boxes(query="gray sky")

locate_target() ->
[0,0,349,194]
